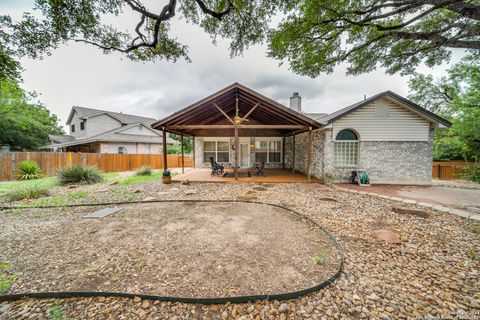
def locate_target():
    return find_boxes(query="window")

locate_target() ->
[71,124,75,133]
[203,140,230,163]
[334,129,359,167]
[118,146,128,154]
[255,139,282,163]
[80,120,85,130]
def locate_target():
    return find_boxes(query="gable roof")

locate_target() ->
[48,134,75,143]
[153,82,322,137]
[316,91,451,127]
[46,123,177,148]
[66,106,157,125]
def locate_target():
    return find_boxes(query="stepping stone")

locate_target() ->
[318,197,337,202]
[392,207,430,218]
[184,190,197,195]
[85,207,122,219]
[375,229,401,244]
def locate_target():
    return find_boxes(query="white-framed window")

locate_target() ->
[118,146,128,154]
[204,140,230,163]
[255,139,282,163]
[334,129,359,167]
[80,120,86,130]
[71,124,75,133]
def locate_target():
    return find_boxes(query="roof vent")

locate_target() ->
[290,92,302,112]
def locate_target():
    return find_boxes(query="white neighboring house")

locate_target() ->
[47,106,176,154]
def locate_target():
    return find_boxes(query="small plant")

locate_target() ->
[162,170,171,177]
[57,164,102,185]
[467,251,478,261]
[315,250,327,265]
[136,166,152,176]
[464,166,480,183]
[323,174,334,185]
[471,225,480,234]
[0,262,16,294]
[17,160,42,180]
[5,185,50,202]
[181,179,191,185]
[48,300,68,320]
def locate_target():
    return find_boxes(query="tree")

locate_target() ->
[0,79,64,151]
[268,0,480,76]
[408,56,480,161]
[167,134,193,154]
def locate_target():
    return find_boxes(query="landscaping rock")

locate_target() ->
[392,207,430,218]
[374,229,401,244]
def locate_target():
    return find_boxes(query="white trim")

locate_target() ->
[254,138,283,164]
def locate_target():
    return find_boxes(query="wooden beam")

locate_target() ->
[168,125,308,130]
[241,102,260,122]
[162,129,167,171]
[192,136,196,169]
[292,134,295,174]
[213,103,235,125]
[307,129,313,182]
[234,126,239,180]
[181,134,184,174]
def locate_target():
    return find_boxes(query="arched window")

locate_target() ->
[335,129,359,167]
[336,129,358,141]
[118,146,128,154]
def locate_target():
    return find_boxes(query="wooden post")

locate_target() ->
[162,129,167,171]
[181,134,184,174]
[307,128,313,182]
[292,134,296,174]
[192,136,196,169]
[282,136,285,169]
[234,126,239,180]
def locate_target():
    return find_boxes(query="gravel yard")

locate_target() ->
[1,181,479,319]
[0,201,340,298]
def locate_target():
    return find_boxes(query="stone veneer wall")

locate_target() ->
[284,131,324,179]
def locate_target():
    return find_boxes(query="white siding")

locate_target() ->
[68,111,88,139]
[332,97,431,141]
[100,142,162,154]
[86,114,122,137]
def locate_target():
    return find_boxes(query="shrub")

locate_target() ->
[17,160,42,180]
[5,185,50,201]
[162,170,171,177]
[0,262,16,294]
[315,250,327,265]
[136,166,152,176]
[464,166,480,183]
[57,165,102,185]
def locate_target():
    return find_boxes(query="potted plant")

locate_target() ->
[162,170,172,184]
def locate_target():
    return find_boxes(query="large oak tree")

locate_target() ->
[1,0,479,80]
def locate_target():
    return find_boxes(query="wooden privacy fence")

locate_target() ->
[0,152,192,181]
[432,161,479,180]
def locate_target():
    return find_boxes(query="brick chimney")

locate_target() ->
[290,92,301,112]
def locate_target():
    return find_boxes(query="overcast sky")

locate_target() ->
[2,1,461,129]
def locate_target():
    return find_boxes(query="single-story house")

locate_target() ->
[152,83,450,184]
[47,106,176,153]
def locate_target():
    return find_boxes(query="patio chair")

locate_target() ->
[209,157,224,176]
[255,160,265,176]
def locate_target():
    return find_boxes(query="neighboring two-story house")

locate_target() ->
[47,106,175,154]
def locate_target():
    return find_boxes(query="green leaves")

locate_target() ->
[408,57,480,161]
[0,78,64,151]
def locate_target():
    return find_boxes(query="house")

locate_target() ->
[47,106,176,154]
[153,83,451,184]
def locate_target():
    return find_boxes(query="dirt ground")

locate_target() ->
[0,201,340,298]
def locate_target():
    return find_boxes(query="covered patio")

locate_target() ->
[152,83,322,182]
[172,168,322,183]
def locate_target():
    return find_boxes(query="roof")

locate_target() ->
[315,91,451,127]
[305,113,328,122]
[46,123,177,148]
[153,82,322,137]
[49,134,75,143]
[66,106,157,125]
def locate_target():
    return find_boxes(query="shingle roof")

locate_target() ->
[48,134,75,143]
[46,123,177,148]
[67,106,157,125]
[305,91,451,127]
